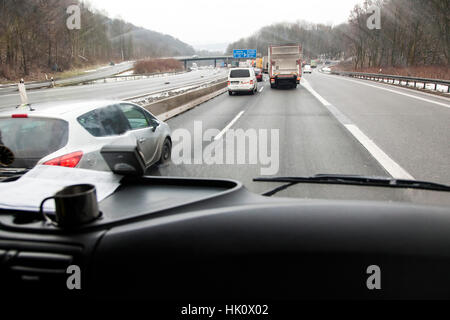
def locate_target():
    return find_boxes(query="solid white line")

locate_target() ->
[302,79,415,180]
[214,111,245,141]
[331,75,450,109]
[345,124,414,180]
[302,81,331,106]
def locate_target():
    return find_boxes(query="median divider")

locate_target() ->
[140,80,228,121]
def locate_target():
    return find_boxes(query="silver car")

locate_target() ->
[0,100,172,172]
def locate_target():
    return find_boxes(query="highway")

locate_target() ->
[2,66,449,202]
[145,70,450,201]
[0,69,227,109]
[0,61,135,95]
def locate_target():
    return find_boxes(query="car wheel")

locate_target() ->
[228,91,233,96]
[159,138,172,164]
[270,84,277,89]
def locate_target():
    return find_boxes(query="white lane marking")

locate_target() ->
[302,81,331,106]
[302,79,415,180]
[259,87,264,93]
[214,111,245,141]
[345,124,414,180]
[329,74,450,109]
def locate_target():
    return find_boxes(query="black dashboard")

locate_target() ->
[1,176,450,301]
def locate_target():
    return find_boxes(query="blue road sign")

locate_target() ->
[233,49,257,59]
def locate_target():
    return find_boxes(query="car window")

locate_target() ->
[78,105,130,137]
[230,69,250,78]
[0,118,68,168]
[119,104,150,130]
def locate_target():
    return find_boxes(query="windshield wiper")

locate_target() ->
[254,174,450,197]
[0,168,29,182]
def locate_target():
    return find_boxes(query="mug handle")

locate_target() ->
[39,197,57,226]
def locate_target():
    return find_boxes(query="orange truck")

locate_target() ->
[268,44,302,89]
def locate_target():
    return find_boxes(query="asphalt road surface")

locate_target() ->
[0,69,227,109]
[147,71,450,203]
[0,61,135,95]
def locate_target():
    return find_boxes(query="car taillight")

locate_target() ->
[12,114,28,118]
[227,81,231,85]
[44,151,83,168]
[250,80,254,85]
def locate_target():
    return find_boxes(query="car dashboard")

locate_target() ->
[1,175,450,301]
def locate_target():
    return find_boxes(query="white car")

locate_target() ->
[0,100,172,173]
[228,68,258,96]
[322,67,332,73]
[303,65,312,74]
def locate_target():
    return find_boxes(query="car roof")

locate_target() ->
[0,100,126,119]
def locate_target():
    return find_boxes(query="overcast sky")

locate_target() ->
[87,0,362,51]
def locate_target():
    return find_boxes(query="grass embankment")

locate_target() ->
[0,63,112,84]
[333,62,450,80]
[134,59,183,74]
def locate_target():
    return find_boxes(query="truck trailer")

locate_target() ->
[268,44,302,89]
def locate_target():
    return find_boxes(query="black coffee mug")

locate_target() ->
[39,184,101,228]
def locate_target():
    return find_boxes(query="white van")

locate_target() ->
[227,68,258,96]
[304,64,312,74]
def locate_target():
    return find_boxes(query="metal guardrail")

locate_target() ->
[124,77,228,102]
[1,70,187,91]
[59,70,187,87]
[331,71,450,93]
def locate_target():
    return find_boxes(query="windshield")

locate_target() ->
[230,69,250,78]
[0,0,448,205]
[0,118,68,168]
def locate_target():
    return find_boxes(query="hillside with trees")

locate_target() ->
[0,0,195,80]
[226,0,449,77]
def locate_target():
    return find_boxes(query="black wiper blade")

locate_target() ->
[254,174,450,197]
[0,168,29,182]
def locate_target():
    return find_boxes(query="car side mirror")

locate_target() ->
[101,137,146,176]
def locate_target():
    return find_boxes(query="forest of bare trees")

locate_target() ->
[227,0,449,71]
[0,0,195,80]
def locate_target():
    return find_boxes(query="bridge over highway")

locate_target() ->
[173,56,250,69]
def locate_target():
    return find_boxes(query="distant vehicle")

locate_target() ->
[109,61,115,66]
[256,58,263,70]
[0,101,172,172]
[268,44,302,89]
[254,68,263,82]
[262,56,269,73]
[311,60,318,68]
[228,68,257,96]
[239,61,251,68]
[192,55,199,58]
[303,65,312,74]
[322,67,331,73]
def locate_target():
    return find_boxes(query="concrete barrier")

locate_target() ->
[141,81,228,121]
